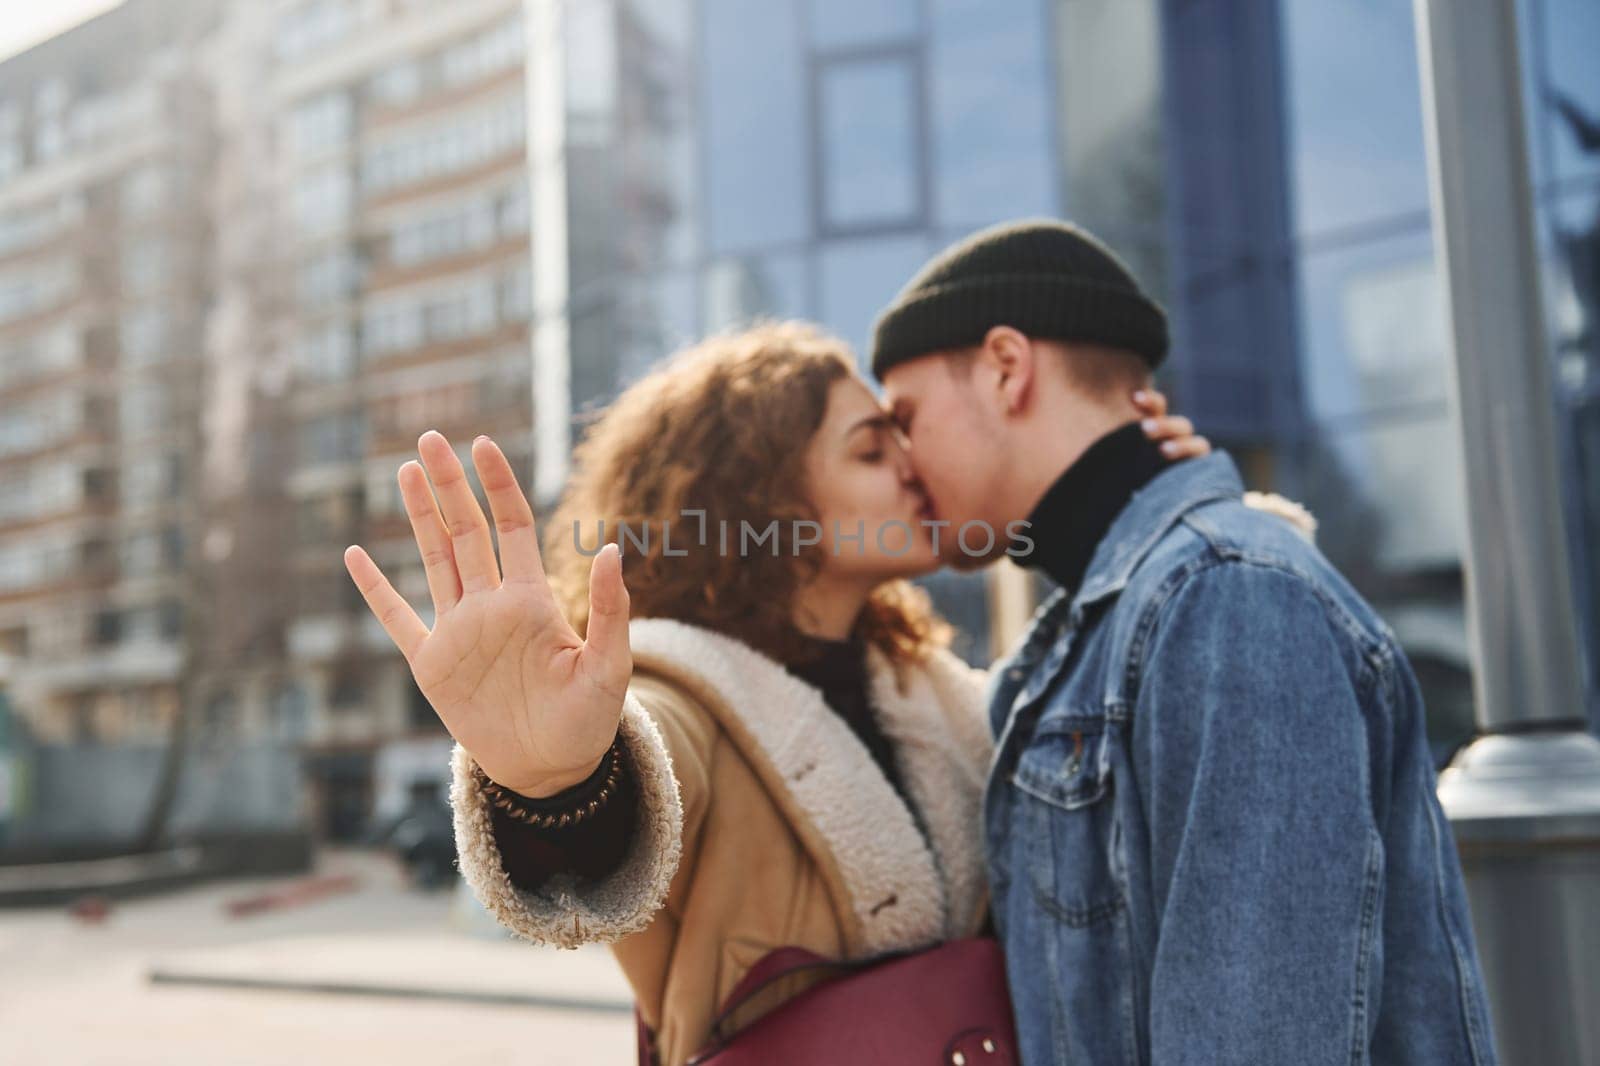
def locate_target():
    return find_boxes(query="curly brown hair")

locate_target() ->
[544,321,951,667]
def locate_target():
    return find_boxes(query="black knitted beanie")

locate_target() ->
[870,218,1169,378]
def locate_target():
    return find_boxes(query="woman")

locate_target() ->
[343,323,1227,1064]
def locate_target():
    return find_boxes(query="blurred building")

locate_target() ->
[267,0,533,838]
[0,0,1593,846]
[0,0,222,748]
[1152,0,1599,750]
[541,0,1599,750]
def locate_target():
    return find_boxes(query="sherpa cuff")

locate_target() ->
[450,691,684,949]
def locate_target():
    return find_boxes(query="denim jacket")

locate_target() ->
[985,453,1496,1066]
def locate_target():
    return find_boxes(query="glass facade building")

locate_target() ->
[551,0,1600,751]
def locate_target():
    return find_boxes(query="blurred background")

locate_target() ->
[0,0,1595,1063]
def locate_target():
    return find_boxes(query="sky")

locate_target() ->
[0,0,124,64]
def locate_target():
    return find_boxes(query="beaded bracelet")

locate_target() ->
[474,737,626,830]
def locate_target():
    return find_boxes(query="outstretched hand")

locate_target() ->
[343,431,630,798]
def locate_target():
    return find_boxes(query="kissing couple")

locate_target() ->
[346,220,1497,1066]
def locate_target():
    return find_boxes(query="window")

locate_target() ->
[93,608,119,646]
[702,0,809,252]
[931,0,1056,228]
[1281,0,1433,238]
[0,197,67,256]
[365,459,405,516]
[362,278,498,357]
[1296,229,1448,424]
[121,382,168,438]
[808,0,917,49]
[121,241,167,296]
[294,167,352,237]
[274,682,310,741]
[497,184,528,235]
[361,94,524,196]
[297,490,361,545]
[297,250,356,309]
[818,236,932,359]
[125,452,182,506]
[0,544,44,592]
[124,601,176,645]
[34,118,66,165]
[120,308,168,365]
[329,667,365,708]
[0,261,75,324]
[0,469,28,521]
[1523,0,1600,190]
[369,61,422,107]
[0,140,22,181]
[70,91,142,149]
[295,323,357,382]
[388,195,499,267]
[478,353,531,414]
[119,530,164,577]
[498,261,531,322]
[121,166,168,218]
[288,92,352,157]
[422,282,495,342]
[0,393,83,456]
[362,301,422,357]
[277,0,356,62]
[441,15,524,87]
[816,54,925,232]
[0,328,77,387]
[29,462,80,517]
[304,410,365,465]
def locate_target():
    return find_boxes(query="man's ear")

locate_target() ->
[977,326,1035,417]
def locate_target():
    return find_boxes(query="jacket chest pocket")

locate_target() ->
[1010,715,1125,928]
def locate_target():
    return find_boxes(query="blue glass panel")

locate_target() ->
[808,0,918,50]
[1296,226,1449,424]
[928,0,1056,228]
[1527,0,1600,188]
[701,0,810,252]
[1540,186,1600,727]
[817,235,933,366]
[819,57,922,230]
[702,253,809,331]
[1279,0,1432,238]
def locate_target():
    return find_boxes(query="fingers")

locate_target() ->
[1160,435,1212,460]
[417,430,501,596]
[470,436,547,588]
[1141,414,1194,442]
[344,546,428,662]
[1132,387,1169,417]
[399,460,463,616]
[580,544,632,698]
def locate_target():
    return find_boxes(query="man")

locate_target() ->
[872,220,1497,1064]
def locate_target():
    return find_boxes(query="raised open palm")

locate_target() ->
[343,430,629,799]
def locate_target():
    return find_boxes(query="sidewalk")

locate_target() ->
[147,927,633,1013]
[0,847,636,1064]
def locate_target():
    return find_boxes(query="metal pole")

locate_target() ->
[1413,1,1600,1062]
[1413,0,1582,729]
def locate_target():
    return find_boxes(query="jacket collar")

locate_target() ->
[626,618,990,956]
[1069,451,1244,615]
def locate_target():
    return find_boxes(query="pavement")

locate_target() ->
[0,847,636,1065]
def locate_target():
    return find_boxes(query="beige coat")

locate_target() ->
[451,618,994,1066]
[449,494,1317,1063]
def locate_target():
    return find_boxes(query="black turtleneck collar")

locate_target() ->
[1018,420,1170,593]
[784,634,909,803]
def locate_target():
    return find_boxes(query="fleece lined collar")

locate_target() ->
[629,618,990,955]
